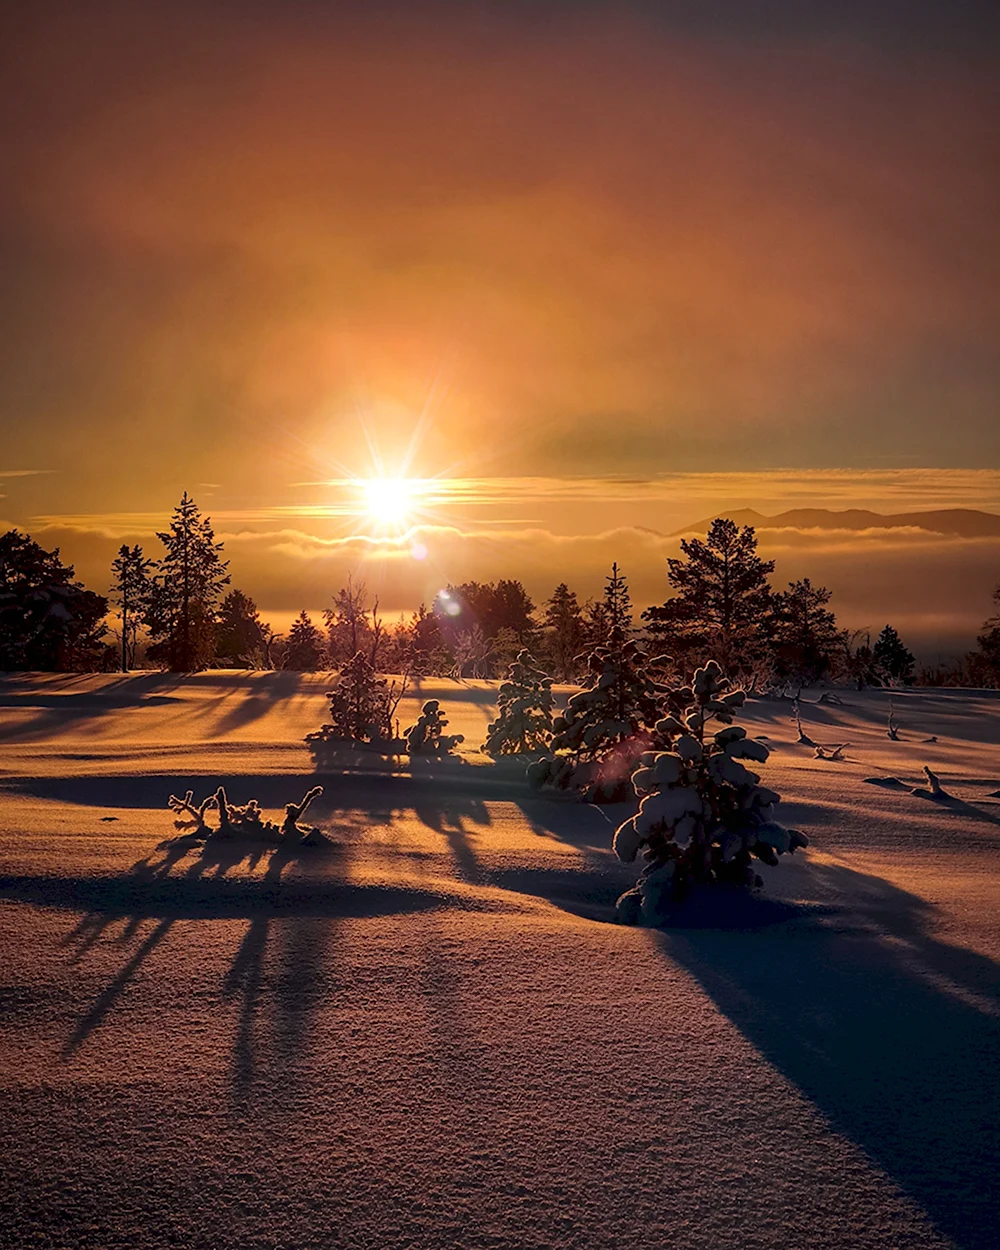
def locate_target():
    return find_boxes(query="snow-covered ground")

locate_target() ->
[2,673,999,1249]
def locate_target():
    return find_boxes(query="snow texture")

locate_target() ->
[1,673,999,1249]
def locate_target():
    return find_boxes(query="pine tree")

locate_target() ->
[483,650,554,755]
[404,699,464,755]
[110,543,154,672]
[603,562,632,634]
[872,625,916,686]
[967,584,1000,687]
[527,627,665,801]
[583,596,612,650]
[306,651,404,745]
[613,661,807,925]
[643,518,774,673]
[0,530,107,670]
[772,578,843,686]
[215,589,267,667]
[284,610,325,671]
[543,583,585,680]
[145,492,230,672]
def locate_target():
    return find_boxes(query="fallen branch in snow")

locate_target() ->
[817,690,845,705]
[166,785,325,843]
[814,743,849,761]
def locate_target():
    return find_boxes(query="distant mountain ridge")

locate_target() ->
[674,508,1000,539]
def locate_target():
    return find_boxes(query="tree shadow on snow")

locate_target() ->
[656,856,1000,1250]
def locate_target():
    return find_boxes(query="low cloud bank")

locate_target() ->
[26,517,999,659]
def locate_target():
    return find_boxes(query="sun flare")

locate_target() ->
[362,477,414,528]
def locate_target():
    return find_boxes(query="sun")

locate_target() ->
[362,476,414,528]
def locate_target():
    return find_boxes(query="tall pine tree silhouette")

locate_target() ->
[110,543,154,672]
[284,610,325,671]
[146,492,230,671]
[543,583,585,680]
[603,562,632,634]
[644,518,774,672]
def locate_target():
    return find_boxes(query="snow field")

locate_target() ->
[1,674,998,1248]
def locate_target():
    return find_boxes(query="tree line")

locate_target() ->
[2,497,999,687]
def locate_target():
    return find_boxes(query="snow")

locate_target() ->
[1,673,999,1248]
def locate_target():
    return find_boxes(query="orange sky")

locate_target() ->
[1,2,997,650]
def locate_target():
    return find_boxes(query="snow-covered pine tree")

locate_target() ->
[305,650,405,747]
[527,626,664,801]
[613,660,807,925]
[145,492,230,672]
[110,543,154,672]
[404,699,464,755]
[284,610,325,671]
[483,649,554,755]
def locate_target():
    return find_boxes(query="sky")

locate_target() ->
[1,1,998,653]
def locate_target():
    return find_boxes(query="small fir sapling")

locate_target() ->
[305,650,407,748]
[483,649,554,755]
[613,660,807,925]
[404,699,464,755]
[527,628,664,802]
[167,785,324,842]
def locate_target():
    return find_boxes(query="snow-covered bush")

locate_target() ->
[613,660,807,925]
[483,649,554,755]
[305,650,406,750]
[527,629,663,802]
[168,785,324,843]
[404,699,464,756]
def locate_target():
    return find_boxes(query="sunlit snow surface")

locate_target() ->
[1,673,999,1249]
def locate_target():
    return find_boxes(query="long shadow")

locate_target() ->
[207,672,313,737]
[658,858,1000,1250]
[63,916,174,1056]
[0,673,185,742]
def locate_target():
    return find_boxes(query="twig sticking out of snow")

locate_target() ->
[908,766,952,801]
[817,691,844,705]
[282,785,324,839]
[814,743,849,761]
[887,700,900,741]
[791,698,816,746]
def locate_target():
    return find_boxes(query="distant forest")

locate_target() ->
[1,492,999,688]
